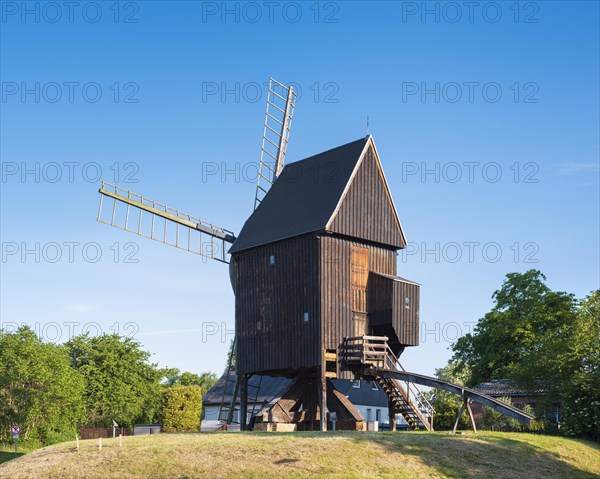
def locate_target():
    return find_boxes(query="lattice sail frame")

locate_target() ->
[97,181,236,263]
[254,78,297,211]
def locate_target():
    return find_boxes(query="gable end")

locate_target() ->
[326,138,406,249]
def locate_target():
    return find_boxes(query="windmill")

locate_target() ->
[97,78,534,433]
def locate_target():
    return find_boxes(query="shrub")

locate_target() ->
[161,386,202,433]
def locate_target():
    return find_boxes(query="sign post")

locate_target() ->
[10,425,21,457]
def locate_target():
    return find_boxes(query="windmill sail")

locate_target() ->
[97,182,236,263]
[254,78,297,211]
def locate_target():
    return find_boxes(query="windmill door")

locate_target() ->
[351,245,369,336]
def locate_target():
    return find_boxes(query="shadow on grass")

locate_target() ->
[347,432,599,479]
[0,451,25,465]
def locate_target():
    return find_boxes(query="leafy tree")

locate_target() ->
[65,334,163,428]
[423,363,470,430]
[0,327,84,446]
[451,270,598,439]
[200,372,218,393]
[558,291,600,439]
[161,369,218,393]
[451,270,577,388]
[161,386,202,432]
[161,367,182,387]
[178,372,203,387]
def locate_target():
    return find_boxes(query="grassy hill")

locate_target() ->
[1,431,598,479]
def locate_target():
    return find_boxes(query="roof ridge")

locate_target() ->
[284,137,368,169]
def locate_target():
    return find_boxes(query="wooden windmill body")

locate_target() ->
[98,79,535,432]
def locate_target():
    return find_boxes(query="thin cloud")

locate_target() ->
[558,162,599,174]
[65,303,100,313]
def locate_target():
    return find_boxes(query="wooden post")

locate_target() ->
[388,399,396,432]
[452,399,467,434]
[308,377,315,431]
[465,399,477,433]
[319,366,327,432]
[76,434,79,453]
[239,374,248,431]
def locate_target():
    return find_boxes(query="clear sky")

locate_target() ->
[1,1,598,378]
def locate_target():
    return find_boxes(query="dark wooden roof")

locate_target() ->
[203,372,388,407]
[202,371,292,405]
[230,136,405,253]
[473,379,548,397]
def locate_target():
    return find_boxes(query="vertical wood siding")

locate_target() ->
[320,236,397,379]
[328,145,405,249]
[393,281,420,346]
[234,234,320,375]
[369,273,420,348]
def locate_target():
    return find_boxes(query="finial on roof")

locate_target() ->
[366,115,370,137]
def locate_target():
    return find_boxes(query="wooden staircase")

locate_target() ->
[341,336,435,431]
[376,376,431,430]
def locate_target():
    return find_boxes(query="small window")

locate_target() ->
[371,381,379,391]
[352,380,360,388]
[303,312,309,322]
[404,297,410,308]
[366,408,372,422]
[269,255,275,266]
[376,409,381,422]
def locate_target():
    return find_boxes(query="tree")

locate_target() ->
[65,334,163,428]
[451,270,598,439]
[161,369,218,393]
[0,327,84,446]
[161,386,202,432]
[451,270,577,389]
[558,291,600,439]
[161,367,182,387]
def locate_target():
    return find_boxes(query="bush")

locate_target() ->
[161,386,202,433]
[0,327,84,446]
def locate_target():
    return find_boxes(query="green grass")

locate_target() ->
[0,431,598,479]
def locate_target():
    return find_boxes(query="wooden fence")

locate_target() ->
[79,427,134,440]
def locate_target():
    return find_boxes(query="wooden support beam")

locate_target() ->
[388,399,396,432]
[452,397,477,434]
[465,399,477,433]
[240,374,248,431]
[308,378,315,431]
[320,362,328,432]
[452,399,467,434]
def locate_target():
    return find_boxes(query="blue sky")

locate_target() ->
[1,1,598,377]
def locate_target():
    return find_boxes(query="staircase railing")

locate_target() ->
[342,336,435,428]
[382,343,435,425]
